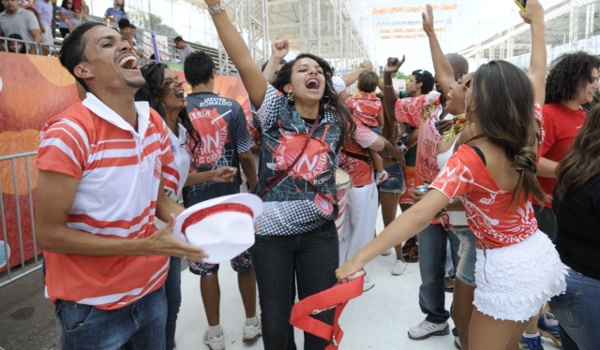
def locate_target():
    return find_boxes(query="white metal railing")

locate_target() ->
[0,35,61,56]
[0,152,42,289]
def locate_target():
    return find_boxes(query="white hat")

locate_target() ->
[174,193,263,264]
[332,76,347,94]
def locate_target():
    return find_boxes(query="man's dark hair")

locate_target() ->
[546,52,600,104]
[412,69,435,95]
[184,51,215,86]
[59,22,105,91]
[446,53,469,80]
[118,18,135,30]
[357,71,379,93]
[174,36,184,43]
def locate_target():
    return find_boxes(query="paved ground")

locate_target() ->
[0,208,560,350]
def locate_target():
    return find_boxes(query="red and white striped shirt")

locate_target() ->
[36,93,174,310]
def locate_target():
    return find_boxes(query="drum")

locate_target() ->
[335,169,352,239]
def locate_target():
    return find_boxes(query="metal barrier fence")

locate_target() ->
[0,152,42,289]
[0,36,61,56]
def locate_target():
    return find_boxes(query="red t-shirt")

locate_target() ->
[340,123,379,187]
[346,93,383,129]
[539,103,587,207]
[431,145,538,248]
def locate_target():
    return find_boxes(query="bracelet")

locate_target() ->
[208,3,226,15]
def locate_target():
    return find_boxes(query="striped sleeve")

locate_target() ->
[36,117,90,179]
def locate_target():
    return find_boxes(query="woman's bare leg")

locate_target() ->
[452,280,475,350]
[469,309,529,350]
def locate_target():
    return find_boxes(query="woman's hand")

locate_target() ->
[422,4,435,36]
[336,258,365,282]
[211,166,237,183]
[204,0,221,7]
[520,0,544,24]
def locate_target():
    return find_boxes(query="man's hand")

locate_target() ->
[271,39,289,60]
[520,0,544,24]
[422,4,434,35]
[384,56,406,74]
[211,166,237,183]
[204,0,221,6]
[144,217,207,262]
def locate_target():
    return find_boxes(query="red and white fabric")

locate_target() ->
[36,93,174,310]
[346,92,383,129]
[290,274,365,349]
[431,145,539,248]
[338,123,380,264]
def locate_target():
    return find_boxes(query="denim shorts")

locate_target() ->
[452,228,476,286]
[378,162,405,194]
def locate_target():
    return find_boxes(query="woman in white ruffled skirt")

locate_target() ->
[337,1,567,349]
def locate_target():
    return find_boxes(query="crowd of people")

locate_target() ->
[24,0,600,349]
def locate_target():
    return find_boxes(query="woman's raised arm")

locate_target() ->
[205,0,268,109]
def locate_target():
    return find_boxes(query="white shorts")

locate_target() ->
[474,230,567,322]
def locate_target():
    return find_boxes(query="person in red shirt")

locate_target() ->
[522,51,600,349]
[537,52,600,240]
[35,22,204,350]
[346,70,386,182]
[339,3,566,350]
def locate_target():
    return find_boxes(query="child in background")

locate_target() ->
[347,71,387,183]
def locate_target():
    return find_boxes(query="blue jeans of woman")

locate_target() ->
[251,221,339,350]
[550,269,600,350]
[165,257,182,350]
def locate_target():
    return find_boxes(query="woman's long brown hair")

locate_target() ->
[555,106,600,203]
[470,60,546,203]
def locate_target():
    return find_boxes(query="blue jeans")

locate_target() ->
[549,269,600,350]
[418,224,459,324]
[56,288,167,350]
[378,163,405,194]
[165,258,181,350]
[452,228,476,286]
[251,221,339,350]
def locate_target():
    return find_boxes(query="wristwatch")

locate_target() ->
[207,2,226,15]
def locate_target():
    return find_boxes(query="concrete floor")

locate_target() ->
[0,208,560,350]
[175,209,560,350]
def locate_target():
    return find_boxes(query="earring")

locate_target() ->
[287,91,295,104]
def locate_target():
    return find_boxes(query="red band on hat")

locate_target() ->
[290,275,364,349]
[182,203,254,234]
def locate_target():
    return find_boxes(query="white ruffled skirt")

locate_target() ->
[474,230,567,322]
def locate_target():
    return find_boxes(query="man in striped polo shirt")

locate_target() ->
[34,22,205,350]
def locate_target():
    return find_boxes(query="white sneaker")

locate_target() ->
[407,320,449,340]
[363,276,375,292]
[391,260,407,276]
[204,325,225,350]
[242,317,261,343]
